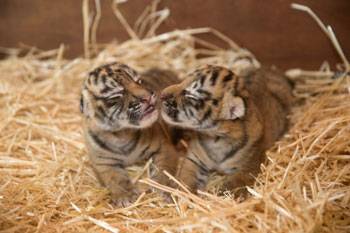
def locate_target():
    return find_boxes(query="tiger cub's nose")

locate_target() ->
[140,92,156,104]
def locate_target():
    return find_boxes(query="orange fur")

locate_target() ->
[80,62,182,206]
[160,65,294,194]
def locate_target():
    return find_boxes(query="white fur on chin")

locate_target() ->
[136,109,159,128]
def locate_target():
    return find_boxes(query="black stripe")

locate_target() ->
[87,77,92,85]
[188,146,210,170]
[223,73,233,83]
[188,108,194,117]
[184,98,195,108]
[184,106,190,119]
[119,69,134,81]
[97,155,123,163]
[221,122,248,162]
[197,89,212,99]
[95,162,124,168]
[110,81,118,87]
[145,146,161,160]
[197,135,217,163]
[105,97,120,109]
[210,70,219,86]
[106,66,114,76]
[100,85,112,94]
[118,63,128,69]
[201,108,212,122]
[212,99,218,106]
[183,98,195,117]
[88,131,123,154]
[109,103,123,120]
[197,131,243,163]
[101,75,107,83]
[89,68,100,79]
[220,145,240,163]
[186,156,209,174]
[79,95,84,113]
[140,145,151,157]
[197,172,208,188]
[119,131,141,154]
[147,149,160,159]
[96,106,107,120]
[194,99,205,110]
[199,75,205,86]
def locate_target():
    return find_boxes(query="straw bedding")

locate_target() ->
[0,2,349,233]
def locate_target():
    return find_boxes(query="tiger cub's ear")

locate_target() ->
[219,93,245,120]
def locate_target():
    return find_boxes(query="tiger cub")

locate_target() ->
[80,62,181,206]
[160,65,294,194]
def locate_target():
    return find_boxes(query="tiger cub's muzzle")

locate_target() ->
[140,92,157,119]
[128,92,158,122]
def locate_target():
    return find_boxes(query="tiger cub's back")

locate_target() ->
[242,67,294,149]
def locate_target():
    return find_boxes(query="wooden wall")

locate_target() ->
[0,0,349,69]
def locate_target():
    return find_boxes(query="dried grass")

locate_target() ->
[0,2,349,233]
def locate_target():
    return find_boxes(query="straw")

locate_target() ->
[0,2,349,232]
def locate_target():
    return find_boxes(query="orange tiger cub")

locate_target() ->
[160,65,294,194]
[80,62,181,206]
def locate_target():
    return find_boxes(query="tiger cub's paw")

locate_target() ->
[111,194,139,208]
[153,172,173,186]
[148,173,174,203]
[109,182,140,207]
[220,173,254,198]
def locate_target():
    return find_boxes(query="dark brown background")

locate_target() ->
[0,0,349,69]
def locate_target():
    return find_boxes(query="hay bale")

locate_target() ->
[0,2,349,233]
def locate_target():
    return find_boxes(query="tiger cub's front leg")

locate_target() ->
[92,164,138,207]
[152,143,181,187]
[176,155,209,193]
[221,152,263,195]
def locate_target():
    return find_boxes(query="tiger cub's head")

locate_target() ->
[80,62,158,131]
[160,65,246,130]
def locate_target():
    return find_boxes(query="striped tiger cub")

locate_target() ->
[160,65,294,194]
[80,62,182,206]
